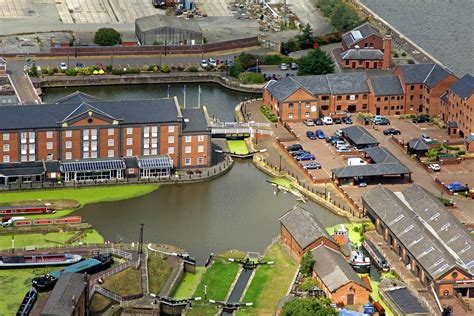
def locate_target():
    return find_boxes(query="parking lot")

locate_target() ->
[380,118,452,145]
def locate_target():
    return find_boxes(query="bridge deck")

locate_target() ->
[8,65,42,105]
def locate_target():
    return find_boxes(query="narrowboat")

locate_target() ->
[363,239,390,272]
[0,253,82,268]
[0,206,55,217]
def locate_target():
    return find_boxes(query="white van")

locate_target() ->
[322,117,333,125]
[347,157,368,166]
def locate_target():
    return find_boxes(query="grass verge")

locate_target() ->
[148,254,173,294]
[89,293,113,313]
[361,273,395,316]
[267,177,292,189]
[237,241,297,315]
[227,140,250,155]
[173,267,205,299]
[325,222,375,246]
[194,259,239,301]
[102,267,142,297]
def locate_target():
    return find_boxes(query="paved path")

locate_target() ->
[7,62,42,105]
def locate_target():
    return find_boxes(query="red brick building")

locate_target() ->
[341,22,383,51]
[0,92,211,186]
[279,205,339,260]
[0,57,6,76]
[368,75,405,116]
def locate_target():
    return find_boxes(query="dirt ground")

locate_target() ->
[0,199,80,210]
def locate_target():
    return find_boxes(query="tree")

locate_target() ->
[282,298,337,316]
[93,28,121,46]
[300,251,315,277]
[330,2,362,31]
[297,23,315,49]
[229,60,245,78]
[28,62,38,77]
[297,49,335,76]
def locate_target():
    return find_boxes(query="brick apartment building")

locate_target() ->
[0,92,211,186]
[441,74,474,138]
[263,64,459,122]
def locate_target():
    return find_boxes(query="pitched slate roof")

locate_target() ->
[62,102,119,122]
[279,205,333,249]
[0,97,181,130]
[363,185,473,279]
[341,125,379,146]
[55,91,103,104]
[266,72,370,102]
[449,74,474,100]
[342,22,382,48]
[311,244,369,292]
[384,286,428,314]
[0,161,46,177]
[331,162,410,178]
[364,146,400,164]
[408,138,430,151]
[136,14,202,33]
[370,76,404,96]
[341,49,384,60]
[182,107,210,133]
[42,273,88,315]
[397,64,453,88]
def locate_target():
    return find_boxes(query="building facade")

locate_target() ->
[442,74,474,138]
[0,92,211,186]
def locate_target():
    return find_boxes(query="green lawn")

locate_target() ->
[325,222,374,246]
[173,267,205,299]
[0,184,160,218]
[186,303,217,316]
[267,177,292,189]
[148,254,173,295]
[361,274,395,316]
[237,242,297,315]
[194,260,239,301]
[102,267,142,297]
[227,140,249,155]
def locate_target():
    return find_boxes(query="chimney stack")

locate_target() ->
[382,34,392,69]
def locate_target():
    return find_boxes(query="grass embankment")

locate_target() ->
[326,222,375,246]
[102,267,142,297]
[267,177,292,189]
[237,242,297,315]
[173,267,205,299]
[0,184,160,218]
[89,293,113,313]
[227,140,250,155]
[194,259,239,301]
[148,254,173,294]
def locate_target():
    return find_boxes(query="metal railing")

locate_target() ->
[91,284,123,303]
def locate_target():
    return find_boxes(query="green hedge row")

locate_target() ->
[260,105,278,122]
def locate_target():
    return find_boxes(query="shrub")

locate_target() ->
[65,69,78,76]
[176,65,184,71]
[105,64,113,72]
[229,60,244,78]
[352,226,360,233]
[260,105,278,122]
[407,59,415,64]
[83,68,92,76]
[299,278,319,291]
[47,67,55,76]
[393,52,399,58]
[28,62,38,77]
[152,65,159,72]
[300,251,315,277]
[401,52,407,57]
[160,64,170,73]
[93,28,121,46]
[238,72,265,84]
[141,64,150,72]
[152,40,162,45]
[456,150,465,156]
[188,66,198,72]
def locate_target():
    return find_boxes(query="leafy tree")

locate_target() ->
[297,23,315,49]
[299,277,319,291]
[229,60,245,78]
[300,251,315,277]
[330,2,363,31]
[237,52,258,69]
[160,64,171,73]
[282,298,337,316]
[28,62,38,77]
[93,28,121,46]
[297,49,335,76]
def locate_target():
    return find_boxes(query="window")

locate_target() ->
[288,103,294,109]
[305,112,310,117]
[82,129,89,140]
[410,95,414,100]
[168,125,175,133]
[83,152,89,159]
[29,131,35,139]
[47,142,53,150]
[197,157,204,165]
[337,96,342,101]
[29,143,35,153]
[185,158,191,165]
[65,152,72,159]
[363,94,368,100]
[66,130,72,138]
[198,135,205,142]
[336,105,342,111]
[3,155,9,163]
[108,128,114,136]
[91,151,97,158]
[410,85,414,91]
[185,136,192,143]
[321,106,329,111]
[152,126,158,137]
[362,104,368,110]
[384,97,388,101]
[46,131,53,139]
[151,148,157,155]
[2,133,9,141]
[305,102,311,108]
[3,144,9,152]
[126,138,133,146]
[377,97,381,101]
[91,129,97,140]
[65,141,72,149]
[108,139,114,146]
[168,136,174,144]
[168,147,175,154]
[126,149,133,156]
[108,150,114,157]
[127,127,133,135]
[198,145,204,153]
[419,84,423,89]
[21,155,27,162]
[185,146,192,153]
[288,113,294,119]
[47,154,53,160]
[28,154,35,162]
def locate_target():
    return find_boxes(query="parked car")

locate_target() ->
[445,182,469,193]
[329,137,343,145]
[372,115,385,124]
[302,162,321,170]
[306,131,317,140]
[333,117,342,124]
[246,66,261,73]
[280,63,288,70]
[296,153,316,161]
[59,62,68,70]
[421,134,433,142]
[342,117,353,124]
[291,150,309,157]
[286,144,303,152]
[304,118,315,126]
[383,128,401,135]
[375,118,390,125]
[226,59,234,67]
[322,117,333,125]
[429,163,441,172]
[315,118,323,126]
[334,129,343,137]
[208,58,217,67]
[316,129,325,139]
[358,182,367,187]
[290,63,298,70]
[335,141,348,149]
[200,59,209,68]
[337,146,351,153]
[412,116,430,123]
[75,62,85,68]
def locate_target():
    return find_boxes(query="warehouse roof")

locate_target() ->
[136,14,202,34]
[362,185,472,279]
[55,91,103,104]
[0,161,46,177]
[384,286,428,314]
[370,76,404,96]
[279,205,333,250]
[449,74,474,100]
[41,273,88,316]
[397,64,453,88]
[311,244,369,292]
[364,146,400,164]
[331,162,410,178]
[342,22,381,48]
[341,48,384,60]
[182,107,210,133]
[342,125,379,146]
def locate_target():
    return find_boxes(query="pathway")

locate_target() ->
[7,63,42,105]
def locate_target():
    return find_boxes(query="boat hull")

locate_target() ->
[0,254,82,269]
[351,263,371,274]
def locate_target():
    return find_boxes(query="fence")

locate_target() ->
[92,284,123,303]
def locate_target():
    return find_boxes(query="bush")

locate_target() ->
[238,72,265,84]
[141,64,150,72]
[93,28,121,46]
[28,62,38,77]
[160,64,170,73]
[105,64,113,72]
[299,278,319,291]
[229,60,245,78]
[152,65,159,72]
[65,69,78,76]
[176,65,184,71]
[300,251,315,277]
[238,52,258,69]
[316,0,364,32]
[456,150,466,156]
[401,52,407,57]
[152,40,162,45]
[83,68,92,76]
[260,105,278,122]
[393,52,399,58]
[47,67,55,76]
[407,59,415,64]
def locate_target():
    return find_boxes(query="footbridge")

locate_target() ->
[210,122,273,139]
[8,63,42,105]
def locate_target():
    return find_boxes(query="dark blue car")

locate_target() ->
[296,153,315,161]
[306,131,317,140]
[315,129,325,139]
[342,117,353,124]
